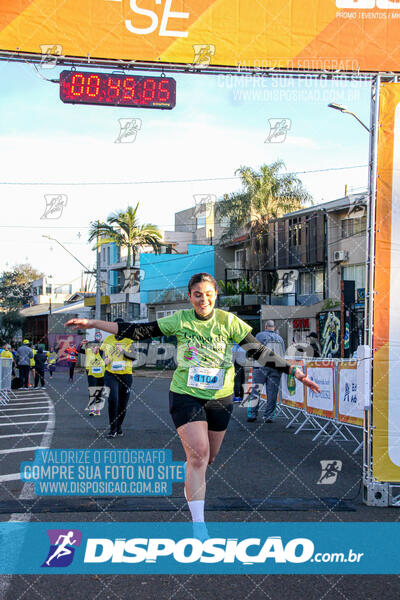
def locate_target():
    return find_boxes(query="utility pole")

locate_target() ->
[95,222,101,330]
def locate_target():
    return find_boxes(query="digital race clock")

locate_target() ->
[59,70,176,109]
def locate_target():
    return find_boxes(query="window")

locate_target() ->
[196,214,206,229]
[289,218,302,247]
[234,249,246,269]
[342,264,366,290]
[107,246,110,265]
[341,216,367,238]
[46,286,52,294]
[314,270,324,294]
[298,270,323,296]
[299,271,312,295]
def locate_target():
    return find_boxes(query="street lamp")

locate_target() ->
[42,235,92,273]
[327,102,370,132]
[42,233,102,325]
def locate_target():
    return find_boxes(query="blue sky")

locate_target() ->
[0,60,371,288]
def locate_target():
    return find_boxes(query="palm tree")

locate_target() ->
[88,204,163,268]
[216,160,312,291]
[217,160,311,241]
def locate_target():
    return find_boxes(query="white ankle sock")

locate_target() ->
[188,500,205,522]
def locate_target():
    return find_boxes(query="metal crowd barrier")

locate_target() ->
[241,357,364,454]
[0,357,13,404]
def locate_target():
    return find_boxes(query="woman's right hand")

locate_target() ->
[65,319,93,330]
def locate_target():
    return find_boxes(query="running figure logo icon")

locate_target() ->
[115,118,142,143]
[41,194,68,219]
[42,529,82,567]
[192,44,216,67]
[317,460,342,485]
[265,118,291,143]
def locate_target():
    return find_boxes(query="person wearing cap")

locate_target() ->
[306,332,321,358]
[16,339,33,389]
[34,344,48,389]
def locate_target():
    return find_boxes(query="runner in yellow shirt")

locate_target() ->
[79,340,105,417]
[48,348,58,379]
[99,326,135,436]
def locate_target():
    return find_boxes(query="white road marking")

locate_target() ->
[0,421,51,427]
[0,447,47,455]
[0,432,47,439]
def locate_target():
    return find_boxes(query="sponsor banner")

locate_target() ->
[0,522,399,574]
[0,1,400,71]
[281,360,305,408]
[373,82,400,481]
[306,361,335,419]
[20,449,185,496]
[338,362,363,426]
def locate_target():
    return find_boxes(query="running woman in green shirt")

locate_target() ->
[66,273,320,530]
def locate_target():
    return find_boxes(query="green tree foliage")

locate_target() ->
[0,264,43,311]
[216,160,312,242]
[0,310,25,343]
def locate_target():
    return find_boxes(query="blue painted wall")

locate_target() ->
[140,245,215,303]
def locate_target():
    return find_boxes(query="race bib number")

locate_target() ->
[187,367,225,390]
[91,366,103,374]
[111,361,125,371]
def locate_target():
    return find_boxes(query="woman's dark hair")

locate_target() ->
[188,273,217,294]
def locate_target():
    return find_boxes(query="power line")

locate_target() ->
[0,164,367,186]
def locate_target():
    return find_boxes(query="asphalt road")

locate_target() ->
[0,369,398,600]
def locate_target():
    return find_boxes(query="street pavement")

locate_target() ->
[0,369,399,599]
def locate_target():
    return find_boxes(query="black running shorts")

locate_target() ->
[169,391,233,431]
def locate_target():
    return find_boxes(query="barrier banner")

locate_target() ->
[0,1,400,71]
[281,359,305,409]
[1,521,400,574]
[338,362,363,426]
[305,361,335,419]
[373,82,400,482]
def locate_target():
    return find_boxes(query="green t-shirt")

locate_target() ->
[157,308,252,399]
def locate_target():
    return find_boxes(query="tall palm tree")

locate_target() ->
[88,204,163,267]
[216,161,312,290]
[217,160,311,240]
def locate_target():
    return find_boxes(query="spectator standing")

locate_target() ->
[16,340,33,389]
[306,332,321,358]
[34,344,47,389]
[247,320,286,423]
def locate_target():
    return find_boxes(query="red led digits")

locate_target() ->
[86,74,100,98]
[157,79,171,102]
[107,77,122,100]
[142,78,156,103]
[122,78,135,100]
[60,71,175,109]
[70,73,85,96]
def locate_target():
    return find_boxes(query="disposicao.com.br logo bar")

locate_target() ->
[0,522,398,574]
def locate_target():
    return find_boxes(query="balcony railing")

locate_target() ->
[218,292,324,307]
